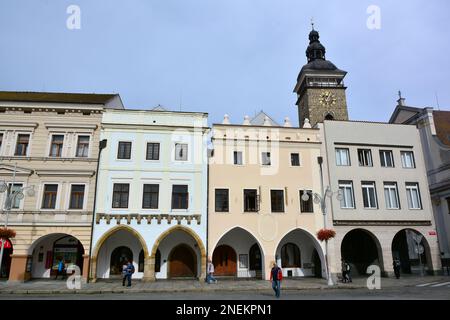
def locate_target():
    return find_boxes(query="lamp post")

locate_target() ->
[301,156,343,286]
[0,163,35,278]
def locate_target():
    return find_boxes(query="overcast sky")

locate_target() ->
[1,0,449,125]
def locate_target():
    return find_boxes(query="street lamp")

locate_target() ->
[300,156,343,286]
[0,164,35,278]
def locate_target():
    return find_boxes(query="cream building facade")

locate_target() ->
[90,108,209,281]
[0,91,123,282]
[208,113,327,280]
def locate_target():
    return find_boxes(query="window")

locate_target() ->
[117,142,132,159]
[42,184,58,209]
[0,133,3,152]
[335,148,350,166]
[142,184,159,209]
[271,190,285,213]
[112,183,129,208]
[406,183,422,209]
[300,190,313,213]
[362,182,378,209]
[171,185,188,209]
[261,152,271,166]
[244,189,258,212]
[357,149,373,167]
[155,249,161,273]
[447,197,450,215]
[175,143,188,161]
[401,151,415,168]
[291,153,300,166]
[138,250,144,273]
[49,135,64,157]
[379,150,394,167]
[146,143,160,160]
[9,183,23,209]
[215,189,229,212]
[233,151,243,165]
[15,134,30,156]
[339,181,355,209]
[76,136,90,157]
[384,182,400,209]
[69,185,85,209]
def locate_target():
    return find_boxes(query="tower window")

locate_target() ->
[324,113,334,121]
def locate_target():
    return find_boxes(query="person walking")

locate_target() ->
[125,260,135,287]
[207,258,217,284]
[341,259,347,283]
[55,258,65,280]
[345,261,352,283]
[122,259,128,286]
[393,259,401,279]
[269,262,282,298]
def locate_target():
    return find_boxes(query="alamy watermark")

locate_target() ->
[366,265,381,290]
[66,5,81,30]
[367,5,381,30]
[66,265,82,290]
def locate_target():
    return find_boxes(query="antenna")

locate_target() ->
[435,92,441,110]
[311,17,315,30]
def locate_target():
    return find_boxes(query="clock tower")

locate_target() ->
[293,27,349,127]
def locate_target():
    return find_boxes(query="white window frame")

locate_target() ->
[335,148,350,166]
[38,182,62,211]
[170,183,190,212]
[116,140,133,161]
[362,181,378,209]
[379,150,394,168]
[141,182,161,211]
[401,151,415,169]
[384,182,400,210]
[233,151,243,165]
[110,180,132,211]
[357,149,373,167]
[270,188,285,213]
[74,134,92,158]
[406,182,422,210]
[261,152,271,166]
[339,181,355,209]
[145,141,161,162]
[66,183,89,211]
[47,133,66,158]
[7,182,25,210]
[174,143,189,162]
[14,131,32,157]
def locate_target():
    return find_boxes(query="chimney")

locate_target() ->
[243,115,250,125]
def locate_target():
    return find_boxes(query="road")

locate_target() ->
[1,285,449,300]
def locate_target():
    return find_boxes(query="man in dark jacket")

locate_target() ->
[393,259,401,279]
[125,261,135,287]
[270,262,282,298]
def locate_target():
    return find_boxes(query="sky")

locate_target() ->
[0,0,449,126]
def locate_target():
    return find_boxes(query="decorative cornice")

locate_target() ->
[95,213,201,225]
[333,220,432,226]
[0,121,38,128]
[0,156,98,163]
[44,123,98,130]
[34,170,96,177]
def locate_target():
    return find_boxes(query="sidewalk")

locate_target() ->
[1,275,448,295]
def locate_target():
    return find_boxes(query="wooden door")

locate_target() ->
[213,245,237,276]
[169,244,196,278]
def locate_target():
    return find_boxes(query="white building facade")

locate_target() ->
[320,120,442,278]
[90,108,209,281]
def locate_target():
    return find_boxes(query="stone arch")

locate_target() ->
[212,226,266,259]
[149,225,206,280]
[90,225,149,281]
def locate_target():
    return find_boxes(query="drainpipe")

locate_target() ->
[86,139,107,283]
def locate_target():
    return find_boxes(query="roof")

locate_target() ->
[433,110,450,147]
[389,104,424,124]
[250,111,280,126]
[0,91,124,108]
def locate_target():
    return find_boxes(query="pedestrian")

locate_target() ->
[125,260,135,287]
[269,262,282,298]
[345,261,352,283]
[207,258,217,284]
[122,259,128,286]
[393,259,401,279]
[341,259,347,283]
[55,258,65,280]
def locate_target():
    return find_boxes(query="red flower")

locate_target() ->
[317,229,336,242]
[0,228,16,239]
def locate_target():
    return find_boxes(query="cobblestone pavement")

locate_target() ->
[1,275,449,295]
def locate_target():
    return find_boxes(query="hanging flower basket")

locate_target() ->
[0,228,16,239]
[317,228,336,242]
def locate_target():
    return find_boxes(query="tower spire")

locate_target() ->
[311,17,315,31]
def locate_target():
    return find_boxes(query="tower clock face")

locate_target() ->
[319,90,337,106]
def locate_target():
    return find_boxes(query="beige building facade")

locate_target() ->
[0,92,123,282]
[208,113,327,280]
